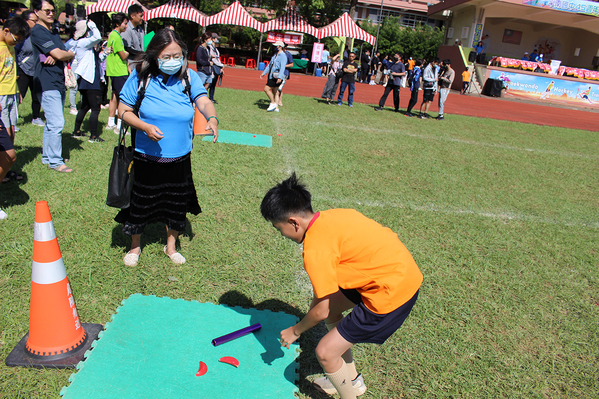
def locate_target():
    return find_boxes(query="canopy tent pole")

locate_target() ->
[257,31,263,64]
[373,0,384,54]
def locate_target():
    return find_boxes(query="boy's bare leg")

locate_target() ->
[324,290,357,367]
[316,329,357,399]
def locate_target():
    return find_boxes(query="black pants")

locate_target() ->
[17,71,41,119]
[360,66,370,83]
[407,85,420,113]
[208,73,220,101]
[378,83,400,110]
[74,89,101,137]
[100,76,109,105]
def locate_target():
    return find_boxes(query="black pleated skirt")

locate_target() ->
[115,152,201,235]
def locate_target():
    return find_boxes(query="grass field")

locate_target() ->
[0,88,598,398]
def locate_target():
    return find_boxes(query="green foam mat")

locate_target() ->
[203,130,272,148]
[60,294,299,398]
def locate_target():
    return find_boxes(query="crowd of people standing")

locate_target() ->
[0,1,220,269]
[317,49,455,119]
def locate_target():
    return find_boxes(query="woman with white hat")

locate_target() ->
[70,19,110,142]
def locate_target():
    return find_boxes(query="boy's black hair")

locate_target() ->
[112,12,128,28]
[127,4,144,17]
[31,0,53,12]
[261,172,313,222]
[21,10,34,21]
[4,16,30,39]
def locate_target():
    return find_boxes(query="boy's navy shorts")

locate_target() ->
[337,288,419,345]
[0,121,13,152]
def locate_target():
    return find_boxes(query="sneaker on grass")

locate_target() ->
[31,118,45,126]
[313,373,367,396]
[0,208,7,220]
[266,103,277,112]
[88,136,105,143]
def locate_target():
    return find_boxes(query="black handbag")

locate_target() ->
[105,123,135,209]
[105,77,150,209]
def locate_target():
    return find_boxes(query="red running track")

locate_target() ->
[197,65,599,132]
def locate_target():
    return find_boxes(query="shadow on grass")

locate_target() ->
[110,217,195,253]
[254,98,272,110]
[218,290,334,399]
[313,98,333,105]
[8,144,42,184]
[0,180,30,208]
[63,132,85,161]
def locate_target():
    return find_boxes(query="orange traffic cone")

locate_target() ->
[193,106,210,136]
[5,201,102,368]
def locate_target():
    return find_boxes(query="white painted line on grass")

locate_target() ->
[316,195,599,229]
[319,123,598,160]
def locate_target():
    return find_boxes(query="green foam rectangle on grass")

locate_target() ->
[60,294,299,398]
[203,130,272,148]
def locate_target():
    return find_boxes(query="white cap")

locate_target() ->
[74,20,88,40]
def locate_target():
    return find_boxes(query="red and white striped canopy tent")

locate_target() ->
[145,0,207,25]
[86,0,147,15]
[205,1,263,31]
[317,13,376,45]
[261,7,318,37]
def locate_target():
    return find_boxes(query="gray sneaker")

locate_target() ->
[313,373,367,396]
[31,118,45,126]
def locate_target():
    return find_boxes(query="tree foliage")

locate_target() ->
[360,17,445,61]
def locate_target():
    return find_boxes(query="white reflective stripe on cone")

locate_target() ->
[31,258,67,285]
[34,221,56,242]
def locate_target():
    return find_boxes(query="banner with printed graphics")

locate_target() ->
[489,69,599,108]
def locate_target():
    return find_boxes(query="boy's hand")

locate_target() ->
[279,326,299,349]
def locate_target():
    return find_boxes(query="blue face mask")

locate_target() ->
[158,58,183,75]
[207,40,213,46]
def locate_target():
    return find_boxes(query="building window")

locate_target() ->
[351,6,435,28]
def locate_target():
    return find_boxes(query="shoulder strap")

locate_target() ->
[182,69,194,105]
[133,74,151,114]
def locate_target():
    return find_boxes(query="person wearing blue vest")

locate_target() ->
[259,40,287,112]
[115,28,219,267]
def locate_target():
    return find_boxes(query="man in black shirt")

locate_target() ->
[360,50,370,83]
[374,53,406,113]
[337,53,358,107]
[30,0,75,172]
[370,51,380,83]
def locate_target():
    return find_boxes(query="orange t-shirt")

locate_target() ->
[408,59,415,71]
[462,70,471,82]
[302,209,423,314]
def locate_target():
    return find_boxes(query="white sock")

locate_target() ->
[326,362,357,399]
[116,119,122,129]
[108,117,115,126]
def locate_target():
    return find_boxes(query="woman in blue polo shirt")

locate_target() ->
[116,28,219,267]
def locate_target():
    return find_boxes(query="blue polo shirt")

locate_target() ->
[120,69,207,158]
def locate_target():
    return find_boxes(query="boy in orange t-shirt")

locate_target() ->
[461,70,471,94]
[261,173,423,399]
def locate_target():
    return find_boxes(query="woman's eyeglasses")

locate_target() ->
[158,54,184,61]
[41,9,55,15]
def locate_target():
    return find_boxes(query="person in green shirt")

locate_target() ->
[106,13,129,131]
